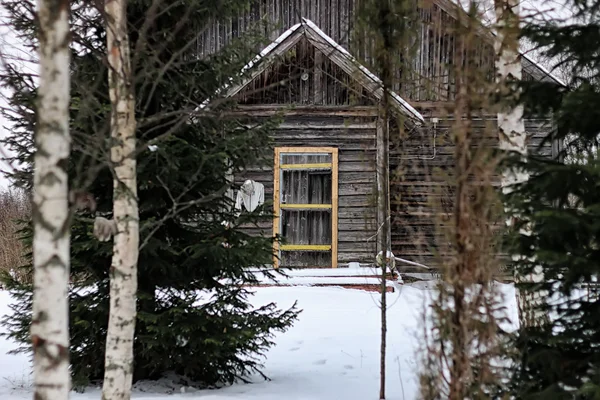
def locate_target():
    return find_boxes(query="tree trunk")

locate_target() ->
[102,0,139,398]
[494,1,526,183]
[494,0,545,328]
[374,12,394,396]
[449,61,471,400]
[31,0,71,398]
[376,105,390,400]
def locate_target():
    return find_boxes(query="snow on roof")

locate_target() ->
[241,22,302,74]
[198,19,425,124]
[301,18,424,123]
[196,23,304,110]
[520,51,567,87]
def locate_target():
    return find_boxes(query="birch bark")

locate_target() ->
[494,0,544,328]
[102,0,139,398]
[31,0,71,398]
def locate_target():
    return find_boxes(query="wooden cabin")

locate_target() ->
[200,0,563,270]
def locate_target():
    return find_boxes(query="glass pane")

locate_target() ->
[281,153,331,164]
[282,170,332,204]
[281,251,331,268]
[281,210,332,245]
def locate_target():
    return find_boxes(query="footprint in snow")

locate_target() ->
[343,364,354,370]
[289,347,300,351]
[313,359,327,365]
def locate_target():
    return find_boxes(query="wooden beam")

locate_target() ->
[280,203,332,209]
[233,105,378,114]
[277,146,338,153]
[280,163,332,170]
[280,244,332,251]
[332,148,339,268]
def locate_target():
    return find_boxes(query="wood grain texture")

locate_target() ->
[332,147,339,268]
[196,0,560,103]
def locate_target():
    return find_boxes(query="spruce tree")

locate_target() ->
[505,2,600,397]
[0,0,298,389]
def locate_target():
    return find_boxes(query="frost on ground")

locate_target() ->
[0,282,519,400]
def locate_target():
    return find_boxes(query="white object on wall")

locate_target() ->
[235,179,264,212]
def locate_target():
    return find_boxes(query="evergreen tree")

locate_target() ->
[0,0,298,389]
[505,2,600,397]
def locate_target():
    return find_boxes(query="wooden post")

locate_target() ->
[332,148,339,268]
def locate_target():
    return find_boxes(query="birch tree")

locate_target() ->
[102,0,139,397]
[30,0,71,398]
[494,0,545,328]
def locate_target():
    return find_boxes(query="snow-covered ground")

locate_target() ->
[0,282,519,400]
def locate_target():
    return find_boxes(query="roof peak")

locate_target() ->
[199,19,424,124]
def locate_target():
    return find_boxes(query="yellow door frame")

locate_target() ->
[273,147,338,268]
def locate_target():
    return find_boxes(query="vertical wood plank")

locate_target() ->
[273,148,281,268]
[332,147,339,268]
[331,0,337,41]
[340,0,346,48]
[314,49,323,104]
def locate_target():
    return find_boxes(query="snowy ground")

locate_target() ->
[0,282,518,400]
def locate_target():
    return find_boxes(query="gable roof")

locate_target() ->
[200,18,425,125]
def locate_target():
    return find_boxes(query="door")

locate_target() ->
[274,147,338,268]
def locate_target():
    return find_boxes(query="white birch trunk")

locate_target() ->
[31,0,71,400]
[31,0,71,398]
[102,0,139,397]
[494,0,545,328]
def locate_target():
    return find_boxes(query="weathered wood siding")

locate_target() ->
[197,0,354,55]
[197,0,555,102]
[234,109,379,265]
[390,110,556,271]
[237,37,375,106]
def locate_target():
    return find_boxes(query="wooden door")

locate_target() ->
[274,147,338,268]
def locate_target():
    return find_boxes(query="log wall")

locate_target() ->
[390,111,556,271]
[234,109,554,269]
[234,108,379,265]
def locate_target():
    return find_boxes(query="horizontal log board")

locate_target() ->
[339,162,376,172]
[338,208,376,219]
[338,253,377,263]
[338,221,378,230]
[230,106,381,118]
[338,242,376,253]
[339,195,376,207]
